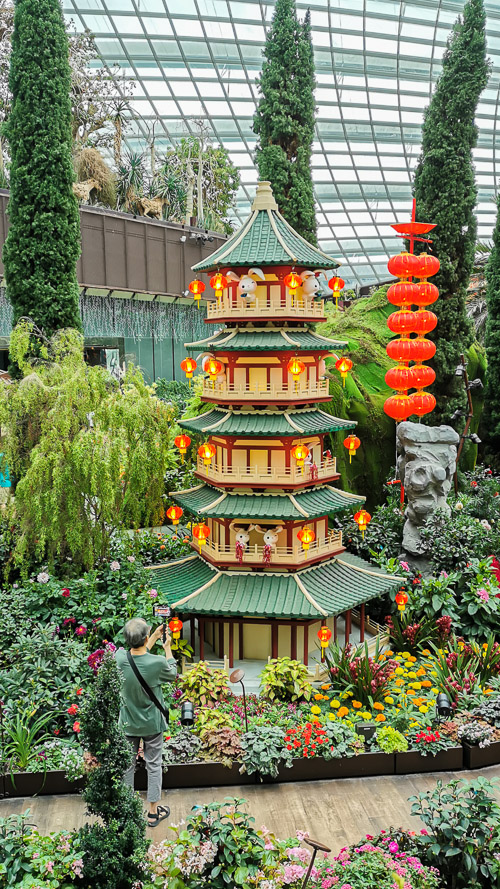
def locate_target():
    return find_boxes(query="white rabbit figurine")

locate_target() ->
[227,268,265,302]
[300,270,321,298]
[254,524,281,548]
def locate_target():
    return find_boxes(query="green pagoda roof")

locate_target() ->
[179,407,356,437]
[171,483,365,520]
[147,552,402,619]
[185,327,346,353]
[192,181,340,273]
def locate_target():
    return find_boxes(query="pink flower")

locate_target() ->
[389,841,399,853]
[148,589,158,599]
[420,829,429,835]
[127,555,135,562]
[478,588,490,602]
[110,560,121,571]
[45,861,54,873]
[399,561,409,571]
[62,588,70,597]
[75,625,87,636]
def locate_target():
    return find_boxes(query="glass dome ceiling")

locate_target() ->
[63,0,500,287]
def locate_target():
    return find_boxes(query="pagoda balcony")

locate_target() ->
[197,530,343,567]
[202,378,329,404]
[196,457,338,488]
[206,294,326,323]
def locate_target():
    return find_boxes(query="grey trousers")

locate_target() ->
[124,733,163,803]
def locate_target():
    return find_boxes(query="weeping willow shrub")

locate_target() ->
[0,321,175,573]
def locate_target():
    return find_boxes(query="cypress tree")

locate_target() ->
[482,197,500,462]
[254,0,317,245]
[3,0,82,337]
[412,0,489,425]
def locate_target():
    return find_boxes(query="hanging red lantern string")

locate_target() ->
[410,390,436,417]
[411,364,436,389]
[291,443,310,471]
[343,434,361,463]
[189,279,205,308]
[384,393,414,422]
[387,310,418,336]
[387,281,420,307]
[354,509,371,538]
[413,309,437,336]
[328,275,345,310]
[335,356,353,387]
[414,281,439,307]
[409,337,436,362]
[384,364,415,392]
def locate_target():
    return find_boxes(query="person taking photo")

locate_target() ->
[116,618,177,827]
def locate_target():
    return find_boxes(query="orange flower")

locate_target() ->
[413,698,424,707]
[406,689,415,695]
[352,700,362,709]
[422,649,431,656]
[417,667,426,677]
[321,684,330,691]
[314,693,323,700]
[375,714,386,722]
[338,706,349,718]
[373,702,384,711]
[394,679,405,686]
[421,680,432,688]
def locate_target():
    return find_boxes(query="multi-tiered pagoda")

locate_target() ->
[151,182,400,665]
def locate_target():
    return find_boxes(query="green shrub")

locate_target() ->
[259,657,312,703]
[180,661,230,708]
[240,724,292,779]
[376,725,409,753]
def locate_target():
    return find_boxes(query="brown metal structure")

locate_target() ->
[0,189,227,299]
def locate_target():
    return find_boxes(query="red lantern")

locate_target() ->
[386,337,413,363]
[284,272,302,297]
[387,252,421,279]
[335,356,353,387]
[384,394,413,422]
[287,357,306,385]
[385,365,415,392]
[291,443,310,469]
[192,522,210,551]
[413,253,440,279]
[411,364,436,389]
[206,358,223,382]
[354,509,371,538]
[413,310,437,336]
[189,279,205,307]
[409,337,436,362]
[395,589,409,612]
[169,617,183,640]
[210,272,228,301]
[387,281,419,307]
[343,434,361,463]
[180,357,197,383]
[198,442,216,466]
[410,390,436,417]
[297,527,316,551]
[174,434,191,460]
[387,310,417,336]
[317,625,332,663]
[328,276,345,308]
[166,505,183,526]
[414,281,439,307]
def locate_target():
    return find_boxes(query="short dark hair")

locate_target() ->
[124,618,150,648]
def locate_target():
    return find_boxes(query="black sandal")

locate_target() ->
[147,805,170,827]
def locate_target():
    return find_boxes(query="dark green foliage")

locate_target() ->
[3,0,81,337]
[78,652,148,889]
[412,0,490,425]
[482,197,500,463]
[254,0,317,244]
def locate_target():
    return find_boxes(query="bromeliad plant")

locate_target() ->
[430,635,500,705]
[324,639,398,706]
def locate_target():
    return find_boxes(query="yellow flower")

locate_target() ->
[411,682,422,690]
[431,687,439,695]
[419,706,428,714]
[395,667,405,676]
[408,671,417,679]
[361,711,372,720]
[410,721,419,727]
[328,712,336,721]
[402,651,411,658]
[384,696,394,705]
[352,700,362,709]
[331,699,340,709]
[311,705,321,715]
[374,702,384,711]
[430,671,438,677]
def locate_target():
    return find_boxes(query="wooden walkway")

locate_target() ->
[2,765,500,850]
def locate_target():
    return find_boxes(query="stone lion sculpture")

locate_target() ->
[396,422,459,569]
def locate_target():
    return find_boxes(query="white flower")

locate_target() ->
[110,560,121,571]
[121,593,128,599]
[37,571,50,583]
[127,555,135,563]
[481,519,491,530]
[455,501,464,511]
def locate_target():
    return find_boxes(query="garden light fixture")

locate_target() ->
[230,668,248,733]
[301,838,332,889]
[436,693,452,720]
[180,701,195,727]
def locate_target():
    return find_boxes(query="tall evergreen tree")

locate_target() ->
[3,0,82,338]
[253,0,317,244]
[412,0,489,425]
[482,197,500,463]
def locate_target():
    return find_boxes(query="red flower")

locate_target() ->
[73,721,81,733]
[287,744,293,750]
[67,704,78,716]
[471,480,478,488]
[54,729,60,736]
[61,588,70,597]
[75,625,87,636]
[76,688,83,696]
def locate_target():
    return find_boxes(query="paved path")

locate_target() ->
[2,765,500,851]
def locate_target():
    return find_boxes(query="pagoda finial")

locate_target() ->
[251,181,278,212]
